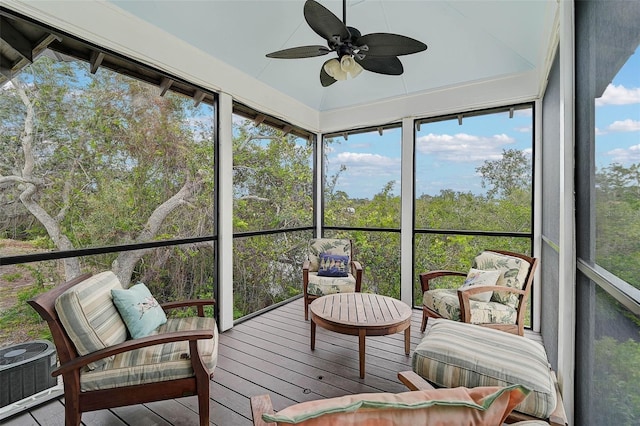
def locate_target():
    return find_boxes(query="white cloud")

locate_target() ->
[607,144,640,163]
[332,152,401,177]
[596,84,640,106]
[415,132,515,162]
[607,119,640,132]
[515,125,532,133]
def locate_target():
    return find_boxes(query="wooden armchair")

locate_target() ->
[27,271,218,426]
[419,250,538,336]
[303,238,363,320]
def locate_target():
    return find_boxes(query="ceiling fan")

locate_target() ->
[266,0,428,87]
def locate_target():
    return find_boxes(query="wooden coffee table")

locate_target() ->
[310,292,412,379]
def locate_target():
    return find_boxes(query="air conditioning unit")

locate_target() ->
[0,340,57,408]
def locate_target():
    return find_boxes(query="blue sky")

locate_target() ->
[327,46,640,200]
[595,47,640,168]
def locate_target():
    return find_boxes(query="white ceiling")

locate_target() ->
[107,0,558,114]
[4,0,558,132]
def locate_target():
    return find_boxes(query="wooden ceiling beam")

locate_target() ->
[193,89,206,107]
[89,51,105,74]
[0,16,33,63]
[159,77,174,96]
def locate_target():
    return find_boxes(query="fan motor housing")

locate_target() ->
[0,340,57,408]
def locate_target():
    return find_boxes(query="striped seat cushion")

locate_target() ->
[55,271,128,370]
[412,319,557,419]
[80,317,218,391]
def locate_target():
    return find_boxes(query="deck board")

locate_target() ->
[1,297,542,425]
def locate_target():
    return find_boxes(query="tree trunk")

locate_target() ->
[112,171,204,287]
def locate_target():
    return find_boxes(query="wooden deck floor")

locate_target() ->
[1,298,421,425]
[1,298,540,425]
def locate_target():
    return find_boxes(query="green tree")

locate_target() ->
[476,149,531,199]
[0,56,214,287]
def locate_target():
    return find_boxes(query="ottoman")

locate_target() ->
[412,319,560,422]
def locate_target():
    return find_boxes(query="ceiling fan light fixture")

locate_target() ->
[266,0,427,86]
[324,58,348,80]
[340,55,363,78]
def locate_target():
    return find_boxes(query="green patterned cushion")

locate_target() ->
[55,271,128,370]
[412,319,557,419]
[79,317,218,391]
[423,288,517,324]
[307,239,351,272]
[472,251,531,309]
[307,272,356,296]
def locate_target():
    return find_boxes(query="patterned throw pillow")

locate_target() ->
[111,283,167,339]
[317,253,349,277]
[459,268,501,302]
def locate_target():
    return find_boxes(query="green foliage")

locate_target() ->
[595,163,640,290]
[1,272,22,282]
[476,149,532,199]
[0,284,53,343]
[593,337,640,425]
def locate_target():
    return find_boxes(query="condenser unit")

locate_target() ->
[0,340,57,408]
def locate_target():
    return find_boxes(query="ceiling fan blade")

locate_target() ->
[266,45,331,59]
[304,0,350,42]
[356,56,404,75]
[320,60,337,87]
[357,33,427,57]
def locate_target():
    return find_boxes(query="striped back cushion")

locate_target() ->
[55,271,128,370]
[412,319,557,419]
[308,239,351,272]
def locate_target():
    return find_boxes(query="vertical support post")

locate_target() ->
[558,1,576,422]
[217,92,234,332]
[400,117,415,308]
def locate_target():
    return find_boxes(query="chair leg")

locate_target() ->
[304,293,309,321]
[63,380,81,426]
[421,308,428,332]
[197,377,210,426]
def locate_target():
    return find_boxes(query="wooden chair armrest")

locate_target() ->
[457,284,522,297]
[351,260,363,272]
[419,270,466,291]
[161,299,216,316]
[53,329,214,376]
[457,285,527,323]
[250,394,276,426]
[397,371,435,391]
[351,260,363,291]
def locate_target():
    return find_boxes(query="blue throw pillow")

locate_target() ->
[111,283,167,339]
[317,253,349,277]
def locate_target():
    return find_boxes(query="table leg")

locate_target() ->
[404,326,411,355]
[310,318,316,350]
[359,328,366,379]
